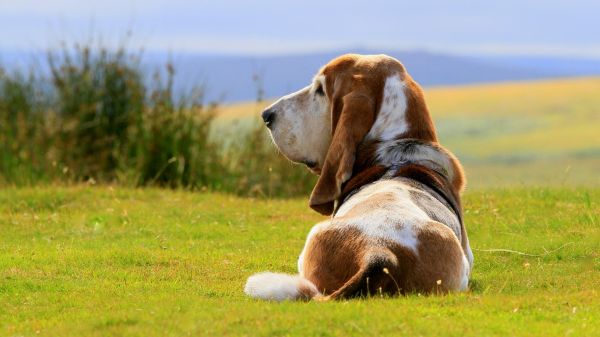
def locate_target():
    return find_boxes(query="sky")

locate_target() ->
[0,0,599,57]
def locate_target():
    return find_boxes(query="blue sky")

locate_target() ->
[1,0,599,57]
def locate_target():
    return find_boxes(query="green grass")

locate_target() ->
[1,186,598,336]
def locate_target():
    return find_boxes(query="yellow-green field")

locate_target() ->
[1,186,598,336]
[215,77,600,187]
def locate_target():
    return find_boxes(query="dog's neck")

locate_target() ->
[354,138,454,178]
[335,138,461,219]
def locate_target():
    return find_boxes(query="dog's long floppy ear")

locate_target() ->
[309,89,376,215]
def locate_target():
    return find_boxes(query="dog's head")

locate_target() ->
[262,54,438,215]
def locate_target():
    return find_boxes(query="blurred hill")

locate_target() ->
[3,48,600,103]
[146,49,600,103]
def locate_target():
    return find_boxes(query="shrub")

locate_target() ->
[48,45,146,181]
[128,66,223,189]
[0,69,54,184]
[0,43,314,197]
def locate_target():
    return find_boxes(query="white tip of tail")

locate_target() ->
[244,272,320,301]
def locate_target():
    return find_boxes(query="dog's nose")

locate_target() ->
[261,108,276,129]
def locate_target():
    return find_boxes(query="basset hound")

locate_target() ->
[245,54,474,301]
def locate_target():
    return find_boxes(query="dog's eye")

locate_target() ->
[315,84,325,96]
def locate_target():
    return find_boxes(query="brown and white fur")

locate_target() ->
[244,54,473,301]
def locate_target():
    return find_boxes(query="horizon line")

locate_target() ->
[2,45,600,61]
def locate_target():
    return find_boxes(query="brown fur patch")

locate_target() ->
[337,165,387,203]
[402,76,438,142]
[411,222,465,292]
[302,227,368,294]
[303,220,465,298]
[375,222,465,295]
[309,93,376,215]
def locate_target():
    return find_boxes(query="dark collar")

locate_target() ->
[334,161,463,224]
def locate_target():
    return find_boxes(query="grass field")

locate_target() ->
[2,77,599,336]
[1,186,598,336]
[216,77,600,188]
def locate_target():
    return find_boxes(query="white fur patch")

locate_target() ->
[366,74,408,141]
[264,82,331,167]
[465,241,474,271]
[350,214,419,252]
[334,180,431,253]
[459,254,470,291]
[244,272,318,301]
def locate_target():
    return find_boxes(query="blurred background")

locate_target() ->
[1,0,598,194]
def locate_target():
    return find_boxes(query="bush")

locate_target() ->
[0,69,55,184]
[0,44,314,197]
[48,45,145,181]
[130,67,223,189]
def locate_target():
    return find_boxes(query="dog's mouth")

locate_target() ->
[303,160,321,174]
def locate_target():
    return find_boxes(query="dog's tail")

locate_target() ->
[244,272,321,301]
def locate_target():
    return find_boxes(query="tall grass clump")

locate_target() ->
[0,42,315,197]
[1,43,223,189]
[0,68,54,185]
[224,122,315,197]
[48,45,146,181]
[130,66,223,189]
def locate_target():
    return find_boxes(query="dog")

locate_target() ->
[244,54,473,301]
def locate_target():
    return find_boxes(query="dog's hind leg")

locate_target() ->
[323,248,401,300]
